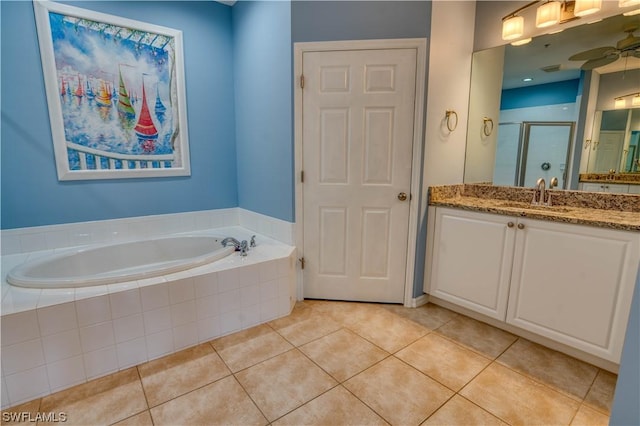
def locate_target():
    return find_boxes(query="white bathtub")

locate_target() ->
[7,236,234,288]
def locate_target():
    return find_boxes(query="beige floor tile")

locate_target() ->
[435,315,517,359]
[421,395,507,426]
[583,370,618,415]
[382,303,459,330]
[137,343,230,407]
[344,356,453,425]
[150,375,267,426]
[268,301,316,329]
[460,363,580,426]
[300,328,389,382]
[305,300,385,328]
[497,338,599,400]
[210,323,293,372]
[273,385,389,426]
[235,349,337,421]
[396,333,491,391]
[272,313,342,346]
[1,399,41,425]
[348,308,429,353]
[570,404,611,426]
[112,410,154,426]
[39,368,147,426]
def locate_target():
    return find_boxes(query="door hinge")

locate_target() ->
[299,257,305,269]
[301,170,304,183]
[300,75,305,89]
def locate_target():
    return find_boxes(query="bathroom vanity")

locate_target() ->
[425,184,640,370]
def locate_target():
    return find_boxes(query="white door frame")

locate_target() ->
[294,38,427,307]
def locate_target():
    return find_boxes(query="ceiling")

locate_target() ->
[502,12,640,89]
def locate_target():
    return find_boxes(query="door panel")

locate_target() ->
[302,48,417,303]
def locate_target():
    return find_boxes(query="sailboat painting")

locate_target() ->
[34,1,190,180]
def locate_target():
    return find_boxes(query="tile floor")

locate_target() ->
[1,301,617,425]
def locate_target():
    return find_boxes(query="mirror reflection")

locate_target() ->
[464,12,640,190]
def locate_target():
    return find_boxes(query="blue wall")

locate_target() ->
[232,1,293,222]
[292,1,430,42]
[1,1,238,229]
[501,79,581,110]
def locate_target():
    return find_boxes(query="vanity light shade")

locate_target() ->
[536,1,561,28]
[502,15,524,40]
[633,95,640,106]
[615,98,627,109]
[574,0,602,16]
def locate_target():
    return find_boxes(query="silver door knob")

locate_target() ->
[397,192,407,201]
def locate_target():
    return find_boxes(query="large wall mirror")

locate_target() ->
[464,11,640,189]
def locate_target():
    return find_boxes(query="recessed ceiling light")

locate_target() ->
[523,77,534,82]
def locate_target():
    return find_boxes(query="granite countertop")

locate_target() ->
[429,184,640,232]
[579,173,640,185]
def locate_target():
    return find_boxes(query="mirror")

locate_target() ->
[464,12,640,189]
[588,108,640,173]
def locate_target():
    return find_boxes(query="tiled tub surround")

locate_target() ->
[0,210,296,409]
[428,183,640,231]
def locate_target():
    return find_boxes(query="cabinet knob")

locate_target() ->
[507,222,515,228]
[517,223,525,230]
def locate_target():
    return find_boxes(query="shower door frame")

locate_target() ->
[517,121,575,189]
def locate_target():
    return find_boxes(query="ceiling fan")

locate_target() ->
[569,26,640,70]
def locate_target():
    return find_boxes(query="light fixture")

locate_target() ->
[619,0,640,7]
[614,92,640,108]
[536,1,562,28]
[502,15,524,40]
[523,77,534,82]
[623,8,640,15]
[511,37,533,46]
[574,0,601,16]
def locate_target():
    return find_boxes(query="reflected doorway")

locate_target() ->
[494,121,575,189]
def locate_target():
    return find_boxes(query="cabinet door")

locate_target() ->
[607,184,630,194]
[628,185,640,194]
[429,208,515,320]
[506,219,639,363]
[581,183,607,192]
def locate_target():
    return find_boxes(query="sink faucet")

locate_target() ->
[532,178,546,205]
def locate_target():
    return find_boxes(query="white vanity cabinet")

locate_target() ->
[580,182,630,193]
[427,208,514,320]
[426,206,639,363]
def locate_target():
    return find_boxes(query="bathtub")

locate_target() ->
[7,235,234,288]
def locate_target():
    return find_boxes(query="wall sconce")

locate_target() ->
[633,94,640,106]
[615,98,627,109]
[619,0,640,7]
[536,1,562,28]
[573,0,602,16]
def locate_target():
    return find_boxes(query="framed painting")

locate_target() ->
[33,0,190,180]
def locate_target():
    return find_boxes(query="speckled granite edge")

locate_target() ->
[428,184,640,232]
[580,173,640,184]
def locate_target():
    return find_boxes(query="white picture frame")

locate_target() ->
[33,0,191,180]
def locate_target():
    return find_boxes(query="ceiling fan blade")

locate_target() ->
[569,46,617,61]
[581,55,619,70]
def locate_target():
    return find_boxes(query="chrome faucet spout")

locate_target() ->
[221,237,242,249]
[533,178,547,205]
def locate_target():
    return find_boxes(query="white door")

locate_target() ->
[302,48,417,303]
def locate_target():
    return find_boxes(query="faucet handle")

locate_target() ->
[240,240,249,257]
[250,235,256,248]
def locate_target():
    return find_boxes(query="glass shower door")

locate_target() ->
[493,122,523,186]
[520,122,574,189]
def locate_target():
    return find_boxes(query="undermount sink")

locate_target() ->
[495,201,573,213]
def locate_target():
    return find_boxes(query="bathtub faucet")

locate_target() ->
[221,237,249,256]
